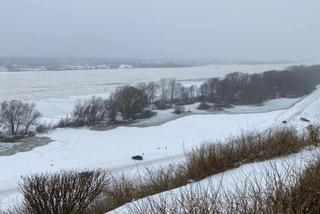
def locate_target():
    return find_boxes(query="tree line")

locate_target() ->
[1,65,320,135]
[199,65,320,105]
[59,65,320,127]
[58,79,200,127]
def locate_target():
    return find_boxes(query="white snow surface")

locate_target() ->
[0,64,319,211]
[1,86,320,210]
[0,110,281,208]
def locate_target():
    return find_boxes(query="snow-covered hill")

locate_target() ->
[0,85,320,211]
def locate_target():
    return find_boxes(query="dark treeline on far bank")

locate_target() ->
[1,65,320,136]
[58,65,320,127]
[199,65,320,105]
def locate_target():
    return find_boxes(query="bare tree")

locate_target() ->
[113,85,148,119]
[71,96,108,126]
[0,109,4,129]
[199,78,220,102]
[106,95,118,122]
[177,84,192,105]
[168,78,177,107]
[135,82,148,92]
[146,81,159,103]
[159,78,170,103]
[188,85,198,101]
[136,81,159,104]
[0,100,41,136]
[23,103,42,135]
[157,78,178,106]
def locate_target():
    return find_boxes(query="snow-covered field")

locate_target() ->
[0,110,281,209]
[0,63,319,211]
[1,85,320,210]
[0,63,298,121]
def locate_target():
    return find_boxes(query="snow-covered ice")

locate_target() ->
[0,63,298,121]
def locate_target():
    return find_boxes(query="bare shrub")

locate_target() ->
[139,166,188,195]
[185,128,307,180]
[135,109,156,119]
[286,158,320,213]
[105,174,138,210]
[306,125,320,146]
[197,102,211,110]
[56,116,73,128]
[127,158,320,214]
[35,122,53,134]
[127,181,223,214]
[173,106,185,114]
[16,170,110,214]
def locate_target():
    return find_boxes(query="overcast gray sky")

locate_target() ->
[0,0,319,61]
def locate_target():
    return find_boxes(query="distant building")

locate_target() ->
[118,64,133,69]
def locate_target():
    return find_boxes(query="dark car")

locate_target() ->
[132,155,143,161]
[300,117,311,123]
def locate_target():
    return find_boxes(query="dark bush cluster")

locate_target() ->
[15,170,110,214]
[113,85,149,119]
[58,86,150,127]
[173,106,186,114]
[199,65,320,105]
[197,102,211,110]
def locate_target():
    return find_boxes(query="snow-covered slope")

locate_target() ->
[109,147,320,214]
[106,87,320,213]
[0,86,320,211]
[0,110,281,208]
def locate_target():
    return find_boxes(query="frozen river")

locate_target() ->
[0,63,300,121]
